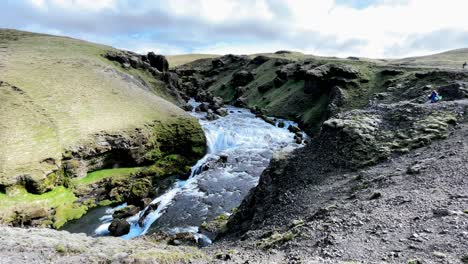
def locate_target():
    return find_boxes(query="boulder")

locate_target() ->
[112,205,139,219]
[182,104,194,111]
[215,108,228,117]
[210,96,224,110]
[231,70,254,87]
[195,103,210,113]
[147,52,169,72]
[108,219,130,236]
[206,110,218,121]
[277,121,285,128]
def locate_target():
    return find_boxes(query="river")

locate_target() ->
[64,101,305,243]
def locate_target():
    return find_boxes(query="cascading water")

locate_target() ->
[93,100,306,242]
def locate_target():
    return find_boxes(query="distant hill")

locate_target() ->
[167,54,220,68]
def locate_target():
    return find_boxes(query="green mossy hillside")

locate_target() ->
[0,29,207,228]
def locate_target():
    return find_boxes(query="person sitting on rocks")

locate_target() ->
[428,90,441,103]
[463,62,467,69]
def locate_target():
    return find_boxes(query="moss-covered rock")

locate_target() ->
[320,102,462,168]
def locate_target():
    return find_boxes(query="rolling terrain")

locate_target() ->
[1,30,468,263]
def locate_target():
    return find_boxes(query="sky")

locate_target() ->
[1,0,468,58]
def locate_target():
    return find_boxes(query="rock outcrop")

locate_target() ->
[147,52,169,72]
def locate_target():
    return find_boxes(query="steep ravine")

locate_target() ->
[64,100,306,242]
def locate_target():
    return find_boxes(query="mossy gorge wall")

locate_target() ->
[0,105,206,229]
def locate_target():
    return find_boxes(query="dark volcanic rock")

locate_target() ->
[147,52,169,72]
[381,69,404,76]
[288,125,301,133]
[251,55,270,65]
[257,81,274,93]
[112,205,139,219]
[437,82,468,100]
[231,70,254,87]
[215,108,228,117]
[195,103,210,113]
[105,51,130,64]
[212,58,225,68]
[138,202,159,227]
[275,50,292,54]
[304,64,359,95]
[235,86,247,98]
[108,219,130,236]
[273,77,287,88]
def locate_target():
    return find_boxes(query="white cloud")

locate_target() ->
[9,0,468,58]
[29,0,116,11]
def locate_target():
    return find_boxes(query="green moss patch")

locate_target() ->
[73,167,141,186]
[0,185,86,228]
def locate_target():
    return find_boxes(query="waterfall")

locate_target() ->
[94,100,306,242]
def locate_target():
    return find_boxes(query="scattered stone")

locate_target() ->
[288,125,301,133]
[407,164,422,174]
[277,121,285,128]
[370,192,382,200]
[215,253,232,261]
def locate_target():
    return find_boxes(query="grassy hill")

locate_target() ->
[175,49,468,133]
[0,29,205,227]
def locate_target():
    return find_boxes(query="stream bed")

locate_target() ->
[64,101,305,243]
